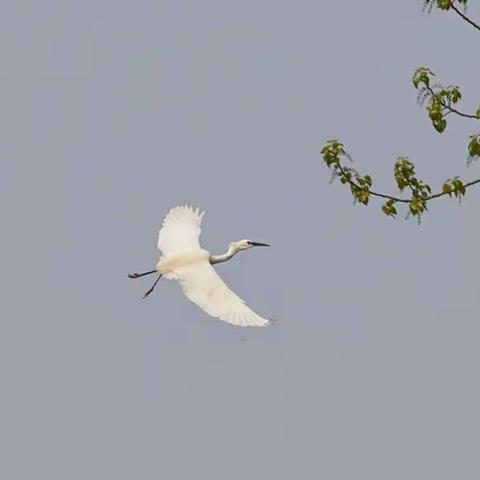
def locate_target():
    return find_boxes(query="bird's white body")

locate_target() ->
[153,205,271,327]
[156,249,210,279]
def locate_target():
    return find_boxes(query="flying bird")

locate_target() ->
[128,205,272,327]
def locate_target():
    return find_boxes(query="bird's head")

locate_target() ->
[231,239,270,252]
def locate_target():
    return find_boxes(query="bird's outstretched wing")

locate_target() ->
[157,205,204,254]
[176,261,271,327]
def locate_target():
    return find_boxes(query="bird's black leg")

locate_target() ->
[128,269,157,279]
[143,274,162,299]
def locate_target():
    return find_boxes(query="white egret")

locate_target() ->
[129,205,272,327]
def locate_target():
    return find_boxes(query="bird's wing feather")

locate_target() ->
[176,261,271,327]
[157,205,205,254]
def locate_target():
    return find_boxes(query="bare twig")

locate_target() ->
[451,4,480,32]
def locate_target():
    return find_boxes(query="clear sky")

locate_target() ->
[1,1,479,479]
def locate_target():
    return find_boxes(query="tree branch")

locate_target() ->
[451,4,480,32]
[336,162,480,204]
[426,84,478,119]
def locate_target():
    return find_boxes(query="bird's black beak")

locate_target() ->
[247,241,270,247]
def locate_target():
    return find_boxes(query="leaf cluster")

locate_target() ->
[394,158,431,216]
[321,140,478,222]
[322,140,373,205]
[442,177,466,198]
[320,3,480,222]
[413,68,479,164]
[413,67,478,133]
[423,0,468,11]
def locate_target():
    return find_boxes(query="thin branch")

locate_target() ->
[336,162,480,204]
[427,178,480,199]
[451,4,480,32]
[426,85,478,119]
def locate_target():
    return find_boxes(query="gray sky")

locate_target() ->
[1,1,479,479]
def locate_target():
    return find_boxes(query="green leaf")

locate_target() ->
[450,87,461,104]
[468,135,480,158]
[452,177,466,197]
[382,199,397,218]
[437,0,453,10]
[432,118,447,133]
[413,67,434,89]
[394,157,416,191]
[442,181,453,197]
[409,196,428,217]
[321,139,347,167]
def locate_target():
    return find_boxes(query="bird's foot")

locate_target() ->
[128,273,140,279]
[142,289,154,300]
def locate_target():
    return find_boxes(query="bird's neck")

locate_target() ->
[210,245,239,265]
